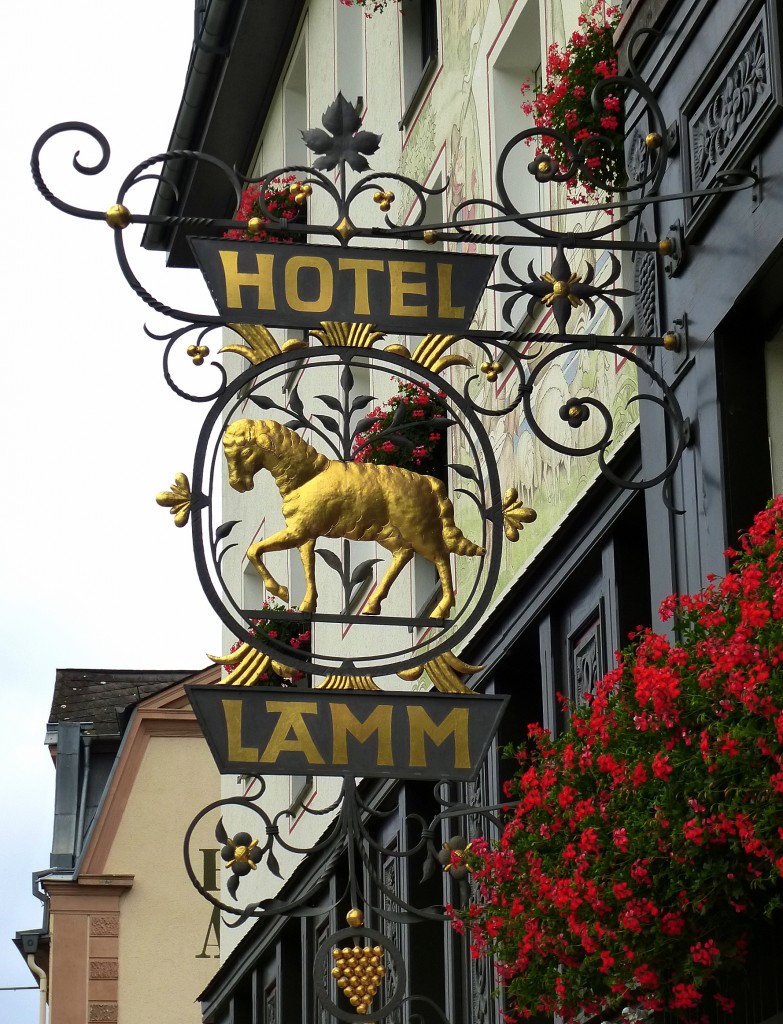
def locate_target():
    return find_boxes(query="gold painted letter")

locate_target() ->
[437,263,465,319]
[285,256,334,313]
[388,260,428,317]
[338,258,385,315]
[407,706,470,769]
[260,701,325,765]
[222,699,260,762]
[219,251,276,310]
[331,703,394,766]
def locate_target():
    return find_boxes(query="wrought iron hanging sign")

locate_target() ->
[31,57,761,1024]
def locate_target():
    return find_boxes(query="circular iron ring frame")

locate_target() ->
[190,345,504,679]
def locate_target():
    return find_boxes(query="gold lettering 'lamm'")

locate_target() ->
[331,704,394,765]
[407,706,470,769]
[223,699,259,761]
[260,701,326,764]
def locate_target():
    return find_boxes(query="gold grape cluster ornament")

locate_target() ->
[331,910,387,1016]
[313,910,405,1022]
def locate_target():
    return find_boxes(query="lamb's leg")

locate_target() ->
[247,527,304,605]
[364,546,413,615]
[297,538,317,613]
[431,553,456,618]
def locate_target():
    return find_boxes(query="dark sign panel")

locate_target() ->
[187,686,508,781]
[190,240,496,334]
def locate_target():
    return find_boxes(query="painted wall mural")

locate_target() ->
[396,0,639,608]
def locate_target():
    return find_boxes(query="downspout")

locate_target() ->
[74,735,92,859]
[26,955,47,1024]
[142,0,236,250]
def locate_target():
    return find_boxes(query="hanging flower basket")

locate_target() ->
[521,3,623,201]
[455,496,783,1021]
[339,0,401,14]
[225,600,311,685]
[224,176,307,243]
[352,379,449,476]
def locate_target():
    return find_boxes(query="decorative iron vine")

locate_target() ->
[183,774,509,1020]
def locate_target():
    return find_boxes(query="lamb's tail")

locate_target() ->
[435,485,485,556]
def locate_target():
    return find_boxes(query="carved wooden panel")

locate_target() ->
[315,917,332,1024]
[380,845,402,1024]
[567,601,606,708]
[683,1,781,235]
[264,980,278,1024]
[634,230,659,340]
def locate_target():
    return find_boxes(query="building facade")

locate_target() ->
[15,667,223,1024]
[137,0,783,1022]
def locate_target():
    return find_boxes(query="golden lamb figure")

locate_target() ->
[223,419,485,618]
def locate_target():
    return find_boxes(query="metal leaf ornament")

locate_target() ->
[302,93,382,172]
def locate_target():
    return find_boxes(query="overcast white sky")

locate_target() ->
[1,3,221,1018]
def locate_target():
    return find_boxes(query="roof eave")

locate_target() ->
[142,0,307,268]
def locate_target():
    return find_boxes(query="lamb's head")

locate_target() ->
[223,419,272,492]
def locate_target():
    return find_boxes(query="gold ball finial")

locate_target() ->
[346,908,364,928]
[247,216,265,235]
[106,204,130,229]
[657,238,674,256]
[423,229,437,245]
[538,160,551,174]
[552,280,570,297]
[645,132,663,150]
[662,331,679,352]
